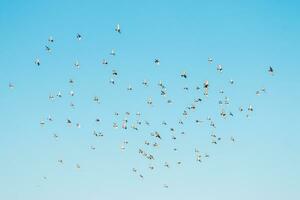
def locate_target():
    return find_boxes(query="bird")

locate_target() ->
[8,82,14,89]
[69,91,75,96]
[216,64,223,73]
[164,162,170,168]
[45,45,51,53]
[248,105,253,112]
[268,66,274,75]
[90,146,96,150]
[147,97,153,105]
[230,136,235,142]
[74,61,80,69]
[115,24,121,33]
[102,59,108,65]
[48,36,54,43]
[181,71,187,78]
[35,58,41,66]
[154,131,161,139]
[76,33,82,40]
[93,96,100,103]
[142,80,149,87]
[57,91,62,98]
[40,120,45,126]
[127,85,133,91]
[66,119,72,125]
[110,49,116,56]
[154,59,160,65]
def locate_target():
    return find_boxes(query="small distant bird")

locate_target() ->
[57,92,62,98]
[142,80,149,87]
[35,58,41,66]
[164,162,170,168]
[127,85,133,91]
[76,33,82,40]
[248,105,253,112]
[48,36,54,43]
[102,59,108,65]
[93,96,100,103]
[154,131,161,139]
[66,119,72,125]
[181,71,187,78]
[49,95,55,101]
[217,64,223,73]
[109,78,115,85]
[40,120,45,126]
[110,49,116,56]
[74,61,80,69]
[115,24,121,33]
[120,144,125,151]
[154,59,160,65]
[8,82,14,89]
[208,57,213,63]
[45,45,51,53]
[47,115,53,122]
[203,80,209,89]
[268,66,274,75]
[230,136,235,142]
[147,97,153,105]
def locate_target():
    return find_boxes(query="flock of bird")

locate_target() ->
[9,24,275,189]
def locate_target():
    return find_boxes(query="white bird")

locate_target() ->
[248,105,253,112]
[35,58,41,66]
[217,64,223,73]
[115,24,121,33]
[110,49,116,56]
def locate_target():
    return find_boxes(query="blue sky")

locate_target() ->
[0,0,300,199]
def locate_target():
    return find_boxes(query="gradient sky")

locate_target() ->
[0,0,300,200]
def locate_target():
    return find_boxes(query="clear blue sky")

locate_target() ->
[0,0,299,199]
